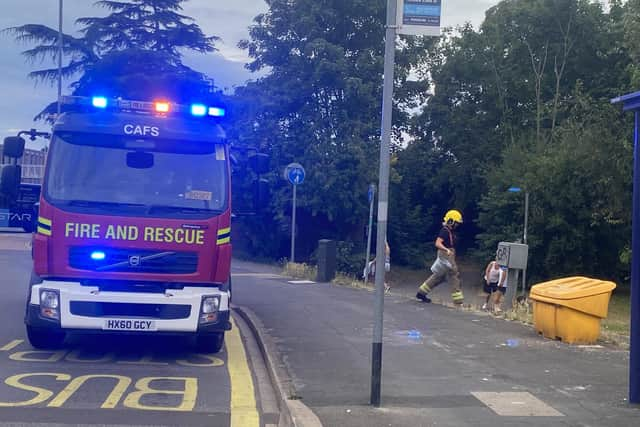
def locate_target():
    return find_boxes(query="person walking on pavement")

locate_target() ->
[416,210,464,305]
[364,240,391,293]
[483,258,506,311]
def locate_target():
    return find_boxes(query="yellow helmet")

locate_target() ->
[443,209,463,224]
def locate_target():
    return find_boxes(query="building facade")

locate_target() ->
[0,145,47,184]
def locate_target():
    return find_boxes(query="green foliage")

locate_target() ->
[230,0,433,261]
[401,0,635,285]
[477,92,632,283]
[335,241,366,277]
[7,0,217,118]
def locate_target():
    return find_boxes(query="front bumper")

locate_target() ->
[25,280,231,334]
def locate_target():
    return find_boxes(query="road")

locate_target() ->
[0,231,278,427]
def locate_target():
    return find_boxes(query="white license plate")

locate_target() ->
[103,319,157,331]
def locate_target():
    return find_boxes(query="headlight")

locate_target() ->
[199,296,220,324]
[201,296,220,314]
[39,289,60,320]
[40,290,59,309]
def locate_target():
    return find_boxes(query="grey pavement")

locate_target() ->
[232,259,639,427]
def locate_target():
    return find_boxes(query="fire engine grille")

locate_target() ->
[69,247,198,274]
[69,301,191,319]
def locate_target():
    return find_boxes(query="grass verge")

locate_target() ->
[282,262,317,281]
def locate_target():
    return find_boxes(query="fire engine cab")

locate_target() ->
[0,96,267,353]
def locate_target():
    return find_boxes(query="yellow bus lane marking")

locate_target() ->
[227,316,259,427]
[0,340,23,352]
[0,373,71,407]
[116,353,169,366]
[9,350,67,363]
[0,373,198,411]
[123,377,197,411]
[176,353,224,367]
[48,374,131,408]
[3,343,224,367]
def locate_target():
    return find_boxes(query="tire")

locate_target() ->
[26,326,65,349]
[24,270,41,319]
[196,332,224,354]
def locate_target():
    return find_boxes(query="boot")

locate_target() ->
[451,290,464,305]
[416,292,431,303]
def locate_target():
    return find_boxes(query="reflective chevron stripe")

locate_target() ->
[217,227,231,245]
[451,290,464,302]
[37,217,52,236]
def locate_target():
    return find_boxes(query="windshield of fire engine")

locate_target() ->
[45,132,228,216]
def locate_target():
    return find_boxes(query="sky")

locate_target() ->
[0,0,499,144]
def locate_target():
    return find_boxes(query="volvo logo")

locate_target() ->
[128,255,142,267]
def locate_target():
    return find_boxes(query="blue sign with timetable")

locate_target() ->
[398,0,442,36]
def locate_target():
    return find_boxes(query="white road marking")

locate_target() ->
[472,391,564,417]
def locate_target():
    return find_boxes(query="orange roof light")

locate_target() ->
[154,101,170,113]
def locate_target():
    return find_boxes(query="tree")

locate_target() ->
[394,0,635,285]
[231,0,434,262]
[7,0,218,117]
[75,0,217,58]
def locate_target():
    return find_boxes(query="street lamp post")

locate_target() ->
[57,0,63,115]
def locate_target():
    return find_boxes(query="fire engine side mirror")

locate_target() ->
[0,164,22,200]
[2,136,26,158]
[248,153,269,175]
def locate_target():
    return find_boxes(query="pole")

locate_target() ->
[57,0,63,115]
[290,183,297,263]
[631,110,640,404]
[370,0,396,408]
[524,191,529,245]
[364,185,375,286]
[522,191,529,294]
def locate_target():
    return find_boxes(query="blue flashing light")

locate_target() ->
[90,251,106,261]
[208,107,226,117]
[92,96,108,108]
[191,104,207,117]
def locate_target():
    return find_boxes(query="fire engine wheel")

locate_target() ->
[26,326,65,349]
[196,332,224,354]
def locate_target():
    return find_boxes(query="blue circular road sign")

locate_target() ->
[286,163,305,185]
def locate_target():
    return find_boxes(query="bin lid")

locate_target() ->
[530,276,616,300]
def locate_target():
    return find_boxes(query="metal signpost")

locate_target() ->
[371,0,441,408]
[364,184,376,286]
[611,91,640,404]
[508,186,529,295]
[285,163,305,263]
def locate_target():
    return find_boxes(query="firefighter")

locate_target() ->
[416,209,464,305]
